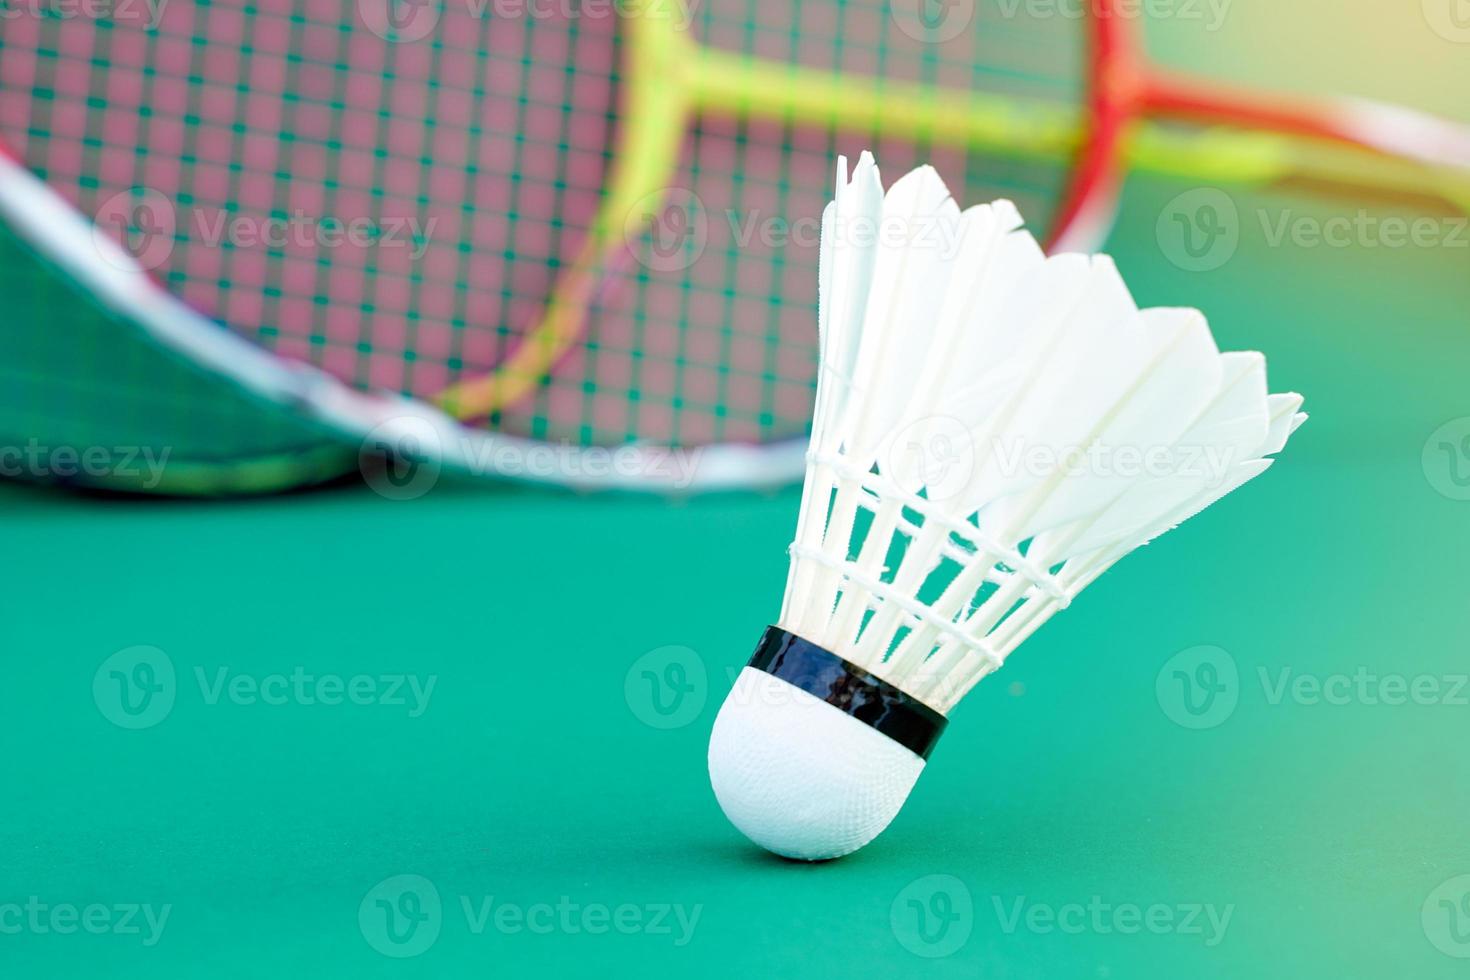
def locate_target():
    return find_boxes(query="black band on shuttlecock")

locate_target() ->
[747,626,948,761]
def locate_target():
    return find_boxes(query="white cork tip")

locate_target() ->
[707,667,926,861]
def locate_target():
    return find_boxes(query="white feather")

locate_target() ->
[812,152,883,453]
[844,165,960,461]
[778,158,1305,713]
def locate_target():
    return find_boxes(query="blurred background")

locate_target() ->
[1,0,1468,976]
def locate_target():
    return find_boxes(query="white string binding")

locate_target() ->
[806,450,1075,608]
[788,543,1005,670]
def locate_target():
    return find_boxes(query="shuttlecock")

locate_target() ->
[707,153,1306,861]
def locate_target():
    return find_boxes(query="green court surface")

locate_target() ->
[6,8,1470,977]
[4,446,1470,977]
[5,186,1470,975]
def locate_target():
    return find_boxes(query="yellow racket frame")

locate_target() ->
[436,0,1470,421]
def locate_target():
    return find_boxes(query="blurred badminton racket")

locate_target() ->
[0,0,1466,494]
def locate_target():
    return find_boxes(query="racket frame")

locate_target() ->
[4,0,1469,494]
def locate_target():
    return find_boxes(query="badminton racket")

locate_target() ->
[0,0,1465,494]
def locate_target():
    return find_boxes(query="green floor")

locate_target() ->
[6,7,1470,973]
[4,431,1470,977]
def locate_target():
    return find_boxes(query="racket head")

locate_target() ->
[0,0,627,493]
[0,0,1095,495]
[502,0,1091,444]
[0,153,357,495]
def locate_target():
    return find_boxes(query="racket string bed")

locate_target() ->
[0,0,1462,493]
